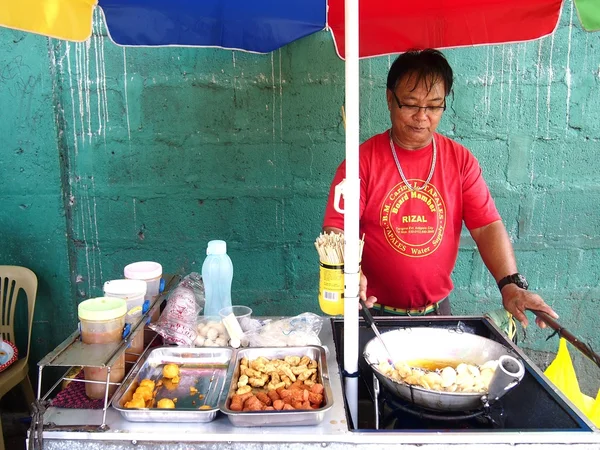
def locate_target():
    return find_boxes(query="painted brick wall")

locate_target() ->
[1,0,599,387]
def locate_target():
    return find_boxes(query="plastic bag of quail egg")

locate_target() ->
[194,319,230,347]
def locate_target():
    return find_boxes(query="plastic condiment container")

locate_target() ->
[318,262,345,316]
[78,297,127,399]
[124,261,163,322]
[219,306,252,345]
[103,279,147,363]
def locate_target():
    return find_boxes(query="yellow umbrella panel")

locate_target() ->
[0,0,96,41]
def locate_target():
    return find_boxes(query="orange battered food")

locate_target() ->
[124,397,146,409]
[133,386,153,401]
[157,398,176,409]
[163,363,180,379]
[139,379,155,390]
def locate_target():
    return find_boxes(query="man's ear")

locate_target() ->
[386,89,393,111]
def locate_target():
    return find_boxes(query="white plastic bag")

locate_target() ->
[149,272,204,346]
[243,313,324,347]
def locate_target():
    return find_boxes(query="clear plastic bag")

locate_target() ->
[243,313,324,347]
[149,272,205,346]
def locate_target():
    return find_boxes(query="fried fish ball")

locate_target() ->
[480,368,495,388]
[480,360,499,372]
[456,372,475,391]
[125,397,146,409]
[161,378,179,391]
[163,363,180,379]
[440,366,457,388]
[157,398,176,409]
[422,372,443,391]
[139,379,155,390]
[394,361,411,378]
[134,386,154,401]
[378,361,393,374]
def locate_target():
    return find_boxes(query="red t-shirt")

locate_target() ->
[323,130,501,309]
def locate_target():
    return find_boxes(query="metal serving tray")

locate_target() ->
[112,346,233,422]
[219,345,333,427]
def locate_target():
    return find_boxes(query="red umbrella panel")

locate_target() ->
[327,0,564,58]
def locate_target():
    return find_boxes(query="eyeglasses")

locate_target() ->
[392,91,446,116]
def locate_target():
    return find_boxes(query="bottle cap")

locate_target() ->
[206,240,227,255]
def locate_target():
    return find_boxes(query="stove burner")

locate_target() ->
[385,396,487,422]
[372,372,507,430]
[379,393,507,430]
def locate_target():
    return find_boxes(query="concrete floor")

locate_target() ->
[1,388,30,450]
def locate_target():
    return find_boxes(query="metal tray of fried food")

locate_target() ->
[112,346,233,422]
[219,345,333,427]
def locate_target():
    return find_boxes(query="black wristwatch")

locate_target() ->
[497,273,529,292]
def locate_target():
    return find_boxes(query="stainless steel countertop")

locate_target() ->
[33,318,600,449]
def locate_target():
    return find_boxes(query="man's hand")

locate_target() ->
[501,284,558,328]
[359,271,377,309]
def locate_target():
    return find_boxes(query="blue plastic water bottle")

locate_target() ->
[201,240,233,317]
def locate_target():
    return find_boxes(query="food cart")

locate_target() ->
[2,1,599,449]
[28,309,600,449]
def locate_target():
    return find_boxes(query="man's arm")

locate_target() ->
[322,227,377,308]
[469,220,558,328]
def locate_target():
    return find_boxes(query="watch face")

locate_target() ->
[498,273,529,291]
[516,274,529,289]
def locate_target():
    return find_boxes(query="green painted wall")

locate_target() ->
[1,0,599,387]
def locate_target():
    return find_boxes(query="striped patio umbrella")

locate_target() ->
[1,0,592,56]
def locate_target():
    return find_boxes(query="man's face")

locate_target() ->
[386,74,446,150]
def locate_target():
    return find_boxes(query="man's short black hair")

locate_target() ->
[386,49,453,96]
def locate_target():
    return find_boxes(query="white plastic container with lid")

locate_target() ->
[202,240,233,318]
[124,261,163,322]
[78,297,127,399]
[103,279,147,363]
[103,279,147,309]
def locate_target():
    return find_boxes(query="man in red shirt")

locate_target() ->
[323,49,557,328]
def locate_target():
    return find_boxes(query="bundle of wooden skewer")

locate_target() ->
[314,231,365,264]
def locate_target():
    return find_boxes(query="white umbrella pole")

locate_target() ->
[343,0,360,429]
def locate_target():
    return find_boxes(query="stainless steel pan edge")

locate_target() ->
[363,328,524,412]
[218,345,334,427]
[112,346,233,422]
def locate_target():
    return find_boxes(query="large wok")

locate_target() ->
[363,327,525,412]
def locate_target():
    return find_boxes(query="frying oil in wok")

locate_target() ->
[407,360,463,371]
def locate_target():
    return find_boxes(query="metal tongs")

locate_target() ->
[531,309,600,370]
[359,299,394,366]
